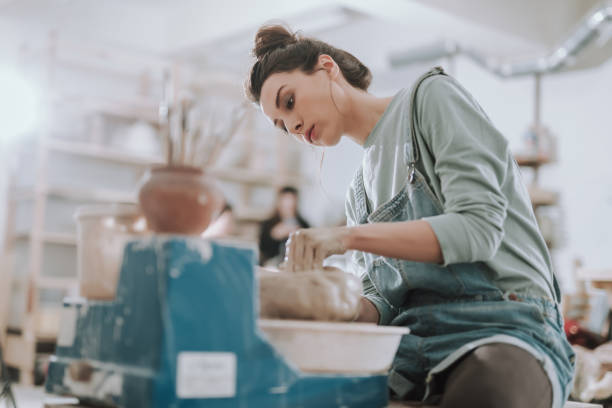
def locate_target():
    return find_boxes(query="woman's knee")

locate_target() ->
[439,343,552,408]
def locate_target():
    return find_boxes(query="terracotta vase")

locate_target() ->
[138,166,222,235]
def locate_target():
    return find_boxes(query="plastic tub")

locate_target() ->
[258,319,409,374]
[75,204,146,300]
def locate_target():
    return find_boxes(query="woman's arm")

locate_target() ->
[284,220,442,272]
[346,220,443,264]
[415,76,509,265]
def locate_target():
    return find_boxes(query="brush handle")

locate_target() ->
[160,70,173,166]
[178,103,185,165]
[160,105,172,166]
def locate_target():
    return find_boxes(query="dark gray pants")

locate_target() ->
[399,343,553,408]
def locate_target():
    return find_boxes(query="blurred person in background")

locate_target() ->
[258,186,309,266]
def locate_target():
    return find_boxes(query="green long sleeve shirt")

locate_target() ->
[346,75,557,323]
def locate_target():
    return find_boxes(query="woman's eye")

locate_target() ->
[286,95,294,110]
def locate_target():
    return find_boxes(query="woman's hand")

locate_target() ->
[283,226,351,272]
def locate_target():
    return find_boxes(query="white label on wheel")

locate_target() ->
[176,352,237,399]
[57,308,77,347]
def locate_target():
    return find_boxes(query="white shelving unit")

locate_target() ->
[0,34,311,385]
[514,74,561,249]
[0,35,168,385]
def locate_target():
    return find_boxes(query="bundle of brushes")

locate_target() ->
[159,73,249,169]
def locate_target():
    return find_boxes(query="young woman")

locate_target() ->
[246,25,574,408]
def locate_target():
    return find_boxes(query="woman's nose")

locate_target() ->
[292,120,303,133]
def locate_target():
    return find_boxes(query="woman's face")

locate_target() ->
[259,59,346,147]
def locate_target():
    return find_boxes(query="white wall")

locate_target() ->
[0,151,7,251]
[0,16,24,254]
[541,62,612,275]
[298,137,363,227]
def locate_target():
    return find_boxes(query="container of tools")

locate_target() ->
[75,204,147,299]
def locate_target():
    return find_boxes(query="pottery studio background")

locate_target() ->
[0,0,612,404]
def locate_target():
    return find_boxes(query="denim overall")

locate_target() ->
[352,68,575,407]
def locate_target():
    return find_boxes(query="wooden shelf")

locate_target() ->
[233,206,271,222]
[515,154,552,167]
[46,139,164,166]
[576,268,612,282]
[14,232,76,246]
[528,186,559,207]
[22,38,170,82]
[209,166,310,187]
[47,93,161,123]
[12,185,137,204]
[49,185,137,203]
[11,173,307,204]
[34,307,63,340]
[45,140,309,187]
[38,276,78,290]
[5,309,63,366]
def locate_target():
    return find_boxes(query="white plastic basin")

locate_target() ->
[258,319,409,374]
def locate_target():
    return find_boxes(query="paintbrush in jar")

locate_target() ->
[178,96,194,166]
[202,103,248,168]
[159,70,173,166]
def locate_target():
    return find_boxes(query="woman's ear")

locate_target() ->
[317,54,340,80]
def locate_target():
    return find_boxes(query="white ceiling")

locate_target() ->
[413,0,601,47]
[0,0,609,78]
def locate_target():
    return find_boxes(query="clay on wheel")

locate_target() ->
[258,266,362,321]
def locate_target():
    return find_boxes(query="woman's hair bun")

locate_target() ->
[253,24,299,60]
[246,23,371,103]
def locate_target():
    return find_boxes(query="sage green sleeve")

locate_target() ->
[417,76,509,265]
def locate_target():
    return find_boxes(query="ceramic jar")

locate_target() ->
[75,204,147,299]
[138,166,222,235]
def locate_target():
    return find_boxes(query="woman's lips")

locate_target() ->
[306,125,316,144]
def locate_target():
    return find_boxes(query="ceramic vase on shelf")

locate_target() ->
[138,165,222,235]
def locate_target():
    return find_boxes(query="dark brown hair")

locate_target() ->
[246,24,372,103]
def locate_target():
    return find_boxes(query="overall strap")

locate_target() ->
[408,66,447,183]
